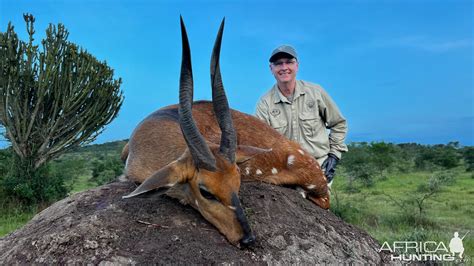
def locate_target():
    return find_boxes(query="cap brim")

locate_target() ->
[269,52,296,63]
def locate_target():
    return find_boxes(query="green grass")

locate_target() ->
[67,172,98,194]
[0,142,123,238]
[0,199,38,237]
[331,168,474,259]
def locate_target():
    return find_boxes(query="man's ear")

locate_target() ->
[123,160,190,199]
[236,145,272,164]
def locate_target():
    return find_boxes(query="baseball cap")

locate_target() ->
[269,45,298,63]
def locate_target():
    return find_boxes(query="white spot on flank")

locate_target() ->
[195,200,199,207]
[287,155,295,166]
[227,205,236,210]
[256,169,263,175]
[307,184,316,190]
[298,149,304,155]
[245,166,250,175]
[271,168,278,174]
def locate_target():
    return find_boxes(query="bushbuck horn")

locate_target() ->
[210,18,237,163]
[178,16,217,171]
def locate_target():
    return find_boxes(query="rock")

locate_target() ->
[0,181,391,264]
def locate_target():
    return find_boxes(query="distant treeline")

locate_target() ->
[338,141,473,190]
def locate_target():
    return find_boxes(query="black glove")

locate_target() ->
[321,153,339,184]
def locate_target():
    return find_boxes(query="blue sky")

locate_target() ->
[1,0,473,146]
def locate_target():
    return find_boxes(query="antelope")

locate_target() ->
[122,17,330,246]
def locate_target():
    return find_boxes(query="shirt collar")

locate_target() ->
[272,80,305,104]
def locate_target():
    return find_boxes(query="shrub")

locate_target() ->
[1,155,67,204]
[91,157,123,185]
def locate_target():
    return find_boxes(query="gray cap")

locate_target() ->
[269,45,298,62]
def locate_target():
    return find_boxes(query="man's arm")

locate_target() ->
[318,88,348,159]
[255,99,271,125]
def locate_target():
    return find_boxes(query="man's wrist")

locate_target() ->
[328,152,339,161]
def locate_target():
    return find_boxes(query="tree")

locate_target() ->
[340,143,377,190]
[461,146,474,172]
[383,171,454,226]
[0,14,123,202]
[91,156,124,185]
[415,143,460,170]
[369,142,396,178]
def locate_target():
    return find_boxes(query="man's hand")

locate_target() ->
[321,153,339,184]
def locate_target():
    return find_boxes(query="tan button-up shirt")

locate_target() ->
[255,80,348,161]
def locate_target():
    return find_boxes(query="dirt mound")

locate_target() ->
[0,181,391,264]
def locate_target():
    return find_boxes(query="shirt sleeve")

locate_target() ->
[255,99,271,125]
[318,88,348,159]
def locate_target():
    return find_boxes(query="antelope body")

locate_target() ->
[122,18,329,246]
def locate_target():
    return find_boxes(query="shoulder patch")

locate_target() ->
[307,100,315,108]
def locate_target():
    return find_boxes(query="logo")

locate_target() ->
[306,100,315,108]
[449,231,467,259]
[270,109,280,116]
[379,231,470,262]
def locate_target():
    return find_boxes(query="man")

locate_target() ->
[255,45,348,186]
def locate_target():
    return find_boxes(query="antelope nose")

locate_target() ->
[240,233,256,246]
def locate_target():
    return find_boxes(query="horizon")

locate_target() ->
[1,0,473,147]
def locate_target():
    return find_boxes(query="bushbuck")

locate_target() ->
[122,17,330,246]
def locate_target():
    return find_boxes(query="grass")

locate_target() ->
[0,198,38,237]
[0,172,99,238]
[0,143,123,238]
[331,168,474,259]
[67,173,98,194]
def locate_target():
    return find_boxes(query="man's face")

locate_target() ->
[270,57,299,84]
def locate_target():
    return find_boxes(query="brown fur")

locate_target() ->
[123,101,329,209]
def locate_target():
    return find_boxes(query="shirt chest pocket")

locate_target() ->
[269,116,288,135]
[298,112,321,137]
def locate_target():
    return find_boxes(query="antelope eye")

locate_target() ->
[199,185,218,201]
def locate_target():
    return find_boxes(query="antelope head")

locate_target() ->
[123,17,267,246]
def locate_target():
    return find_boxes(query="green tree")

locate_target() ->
[461,146,474,172]
[340,143,377,190]
[369,142,396,178]
[0,14,123,203]
[415,143,460,170]
[91,157,123,185]
[0,148,11,179]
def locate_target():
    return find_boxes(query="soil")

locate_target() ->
[0,180,392,264]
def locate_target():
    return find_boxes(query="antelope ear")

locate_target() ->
[123,161,186,199]
[236,145,272,164]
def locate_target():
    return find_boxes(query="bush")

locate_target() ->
[49,157,88,190]
[340,143,377,189]
[414,143,461,170]
[461,146,474,172]
[0,148,12,179]
[1,155,67,204]
[91,157,123,185]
